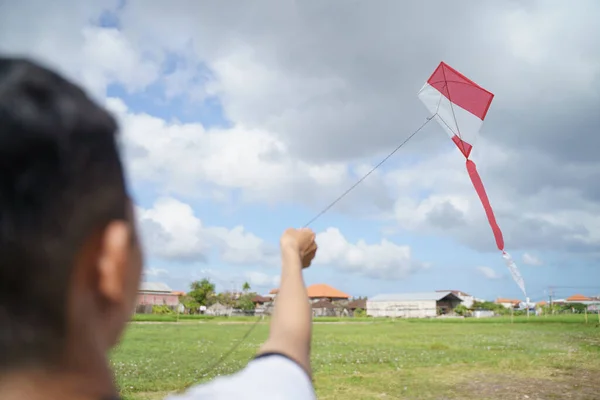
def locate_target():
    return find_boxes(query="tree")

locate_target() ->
[217,291,237,308]
[242,281,251,292]
[180,295,201,314]
[236,292,258,311]
[189,278,217,307]
[472,300,510,316]
[454,304,469,316]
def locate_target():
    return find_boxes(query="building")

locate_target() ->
[367,291,462,318]
[312,299,336,317]
[137,282,179,307]
[206,302,230,316]
[269,283,350,303]
[473,310,495,318]
[346,298,367,311]
[307,284,350,302]
[495,298,521,309]
[436,290,474,308]
[566,294,592,302]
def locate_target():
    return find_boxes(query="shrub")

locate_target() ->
[354,308,366,318]
[152,305,174,315]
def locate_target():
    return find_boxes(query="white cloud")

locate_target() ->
[106,98,392,214]
[476,266,503,280]
[244,271,280,289]
[3,0,600,279]
[315,228,425,280]
[164,267,280,293]
[136,197,425,281]
[79,27,162,96]
[144,267,168,277]
[137,197,273,264]
[522,253,543,266]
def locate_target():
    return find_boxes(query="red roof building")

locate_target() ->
[566,294,592,302]
[269,283,350,301]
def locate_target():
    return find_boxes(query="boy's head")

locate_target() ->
[0,57,144,372]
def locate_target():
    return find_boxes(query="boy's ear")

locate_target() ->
[96,220,131,304]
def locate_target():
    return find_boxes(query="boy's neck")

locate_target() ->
[0,365,117,400]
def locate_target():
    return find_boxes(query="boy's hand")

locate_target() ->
[280,228,318,269]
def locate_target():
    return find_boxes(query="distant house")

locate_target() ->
[252,295,272,305]
[566,294,591,302]
[347,298,367,311]
[436,290,474,308]
[473,310,495,318]
[312,299,336,317]
[367,291,462,318]
[206,302,230,316]
[495,298,521,309]
[307,284,350,303]
[137,282,179,307]
[251,295,272,315]
[344,298,367,317]
[269,283,351,303]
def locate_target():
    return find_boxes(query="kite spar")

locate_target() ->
[417,62,527,298]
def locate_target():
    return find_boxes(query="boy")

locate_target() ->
[0,57,318,400]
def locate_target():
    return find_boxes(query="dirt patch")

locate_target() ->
[459,371,600,400]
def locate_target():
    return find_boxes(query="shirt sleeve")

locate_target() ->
[165,353,316,400]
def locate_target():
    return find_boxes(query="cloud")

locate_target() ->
[160,267,280,293]
[315,228,426,280]
[137,197,273,265]
[196,269,280,292]
[3,0,600,279]
[143,267,169,278]
[136,197,425,281]
[522,253,543,266]
[476,266,503,280]
[106,97,393,214]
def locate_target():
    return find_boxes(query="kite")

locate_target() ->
[417,62,527,298]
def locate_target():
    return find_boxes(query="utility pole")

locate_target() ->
[548,286,554,315]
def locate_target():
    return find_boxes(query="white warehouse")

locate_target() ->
[367,291,463,318]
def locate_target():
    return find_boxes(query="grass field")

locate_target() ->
[112,316,600,400]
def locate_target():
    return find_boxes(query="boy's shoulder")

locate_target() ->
[165,353,316,400]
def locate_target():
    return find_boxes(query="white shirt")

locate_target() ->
[165,354,316,400]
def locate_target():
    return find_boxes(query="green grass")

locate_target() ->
[112,317,600,400]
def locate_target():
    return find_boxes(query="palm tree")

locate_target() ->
[242,281,251,292]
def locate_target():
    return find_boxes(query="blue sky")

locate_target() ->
[116,77,595,301]
[3,0,599,303]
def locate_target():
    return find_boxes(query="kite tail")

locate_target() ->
[466,160,527,297]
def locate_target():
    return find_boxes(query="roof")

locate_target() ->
[139,282,173,292]
[252,295,271,303]
[306,284,350,299]
[368,291,461,302]
[312,299,335,309]
[496,298,521,305]
[347,299,367,309]
[567,294,591,302]
[436,289,471,297]
[172,291,186,296]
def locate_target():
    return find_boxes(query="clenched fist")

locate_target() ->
[280,228,318,269]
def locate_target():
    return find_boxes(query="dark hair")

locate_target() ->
[0,57,128,370]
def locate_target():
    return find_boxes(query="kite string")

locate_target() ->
[302,116,434,227]
[195,115,434,380]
